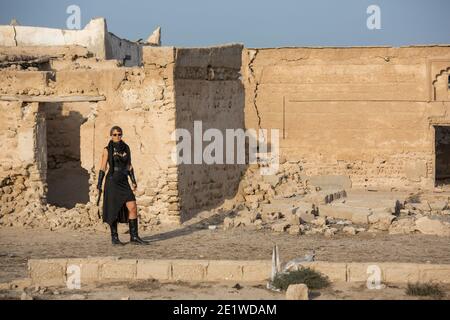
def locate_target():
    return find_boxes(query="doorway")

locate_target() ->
[434,125,450,186]
[39,102,90,208]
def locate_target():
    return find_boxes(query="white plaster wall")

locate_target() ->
[0,18,107,58]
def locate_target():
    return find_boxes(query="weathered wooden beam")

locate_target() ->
[0,56,53,68]
[0,95,106,102]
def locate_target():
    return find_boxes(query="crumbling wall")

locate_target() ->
[0,45,179,227]
[174,44,246,220]
[92,46,179,225]
[0,18,142,66]
[0,101,47,226]
[105,32,142,67]
[0,18,107,59]
[3,41,450,230]
[242,46,450,190]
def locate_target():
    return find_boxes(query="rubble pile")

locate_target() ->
[2,159,450,237]
[220,167,450,237]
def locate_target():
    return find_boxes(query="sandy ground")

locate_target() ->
[1,225,450,284]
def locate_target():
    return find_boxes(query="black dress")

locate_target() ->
[102,140,136,225]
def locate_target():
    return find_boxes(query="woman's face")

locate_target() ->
[111,129,123,142]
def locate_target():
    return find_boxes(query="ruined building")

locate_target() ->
[1,18,450,227]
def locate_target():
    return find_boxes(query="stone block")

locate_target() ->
[28,258,67,286]
[286,284,309,300]
[171,260,208,281]
[241,260,272,282]
[136,260,172,280]
[382,263,420,283]
[100,259,137,280]
[206,260,243,281]
[419,264,450,283]
[415,217,450,236]
[307,262,347,282]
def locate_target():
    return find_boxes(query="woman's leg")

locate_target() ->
[126,201,149,245]
[126,201,137,219]
[110,219,125,245]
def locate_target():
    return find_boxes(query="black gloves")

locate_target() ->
[128,168,137,185]
[97,170,105,191]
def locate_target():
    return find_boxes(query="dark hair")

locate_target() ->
[110,126,123,136]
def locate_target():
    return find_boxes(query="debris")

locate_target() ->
[20,292,33,300]
[286,284,309,300]
[415,217,450,236]
[342,226,356,235]
[232,283,243,290]
[389,218,417,235]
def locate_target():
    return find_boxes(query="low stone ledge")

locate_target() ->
[305,262,348,282]
[136,259,172,281]
[206,260,244,282]
[27,258,450,287]
[100,259,137,281]
[28,258,68,286]
[171,260,208,281]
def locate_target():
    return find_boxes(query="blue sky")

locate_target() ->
[0,0,449,47]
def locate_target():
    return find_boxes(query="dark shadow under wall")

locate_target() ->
[39,103,90,208]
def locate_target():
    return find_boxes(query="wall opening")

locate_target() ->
[435,125,450,186]
[39,103,90,208]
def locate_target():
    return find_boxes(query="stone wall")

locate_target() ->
[174,44,246,220]
[242,46,450,190]
[106,32,142,67]
[25,258,450,286]
[0,18,142,66]
[0,44,179,226]
[3,39,450,229]
[0,101,47,223]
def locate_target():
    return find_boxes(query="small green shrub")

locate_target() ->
[271,267,330,291]
[405,282,445,299]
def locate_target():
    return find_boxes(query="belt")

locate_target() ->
[113,167,128,173]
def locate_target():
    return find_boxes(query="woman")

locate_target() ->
[96,126,149,245]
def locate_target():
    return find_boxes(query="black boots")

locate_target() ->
[110,221,125,245]
[129,218,150,245]
[109,219,149,245]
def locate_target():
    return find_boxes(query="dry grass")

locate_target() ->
[405,282,445,299]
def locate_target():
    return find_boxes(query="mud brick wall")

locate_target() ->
[0,101,47,224]
[91,46,179,225]
[2,43,450,228]
[174,45,246,220]
[0,45,180,226]
[242,46,450,190]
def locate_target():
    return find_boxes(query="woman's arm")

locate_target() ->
[100,148,108,172]
[128,164,137,190]
[97,148,108,191]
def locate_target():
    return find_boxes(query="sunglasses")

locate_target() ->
[112,133,123,137]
